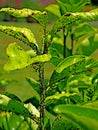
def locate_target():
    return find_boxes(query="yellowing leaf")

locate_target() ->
[4,43,51,71]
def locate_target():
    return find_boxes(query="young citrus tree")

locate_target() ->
[0,0,98,130]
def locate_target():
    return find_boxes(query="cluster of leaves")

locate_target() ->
[0,0,98,130]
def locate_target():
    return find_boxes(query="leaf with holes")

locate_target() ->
[54,104,98,130]
[0,8,48,28]
[4,43,51,71]
[0,25,38,51]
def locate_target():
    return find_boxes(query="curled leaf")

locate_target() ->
[4,43,51,71]
[0,8,48,28]
[0,25,38,51]
[51,8,98,38]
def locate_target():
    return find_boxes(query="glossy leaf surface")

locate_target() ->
[92,73,98,85]
[0,25,38,51]
[4,43,51,71]
[54,104,98,130]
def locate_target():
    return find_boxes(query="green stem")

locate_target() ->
[38,63,45,130]
[63,28,67,58]
[70,33,74,55]
[5,114,10,130]
[43,28,48,54]
[81,90,85,102]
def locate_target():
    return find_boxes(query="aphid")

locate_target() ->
[88,68,92,72]
[64,13,71,16]
[22,33,26,38]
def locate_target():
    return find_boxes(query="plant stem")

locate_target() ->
[43,28,48,54]
[38,63,45,130]
[70,33,74,55]
[63,28,67,58]
[63,27,69,58]
[38,27,48,130]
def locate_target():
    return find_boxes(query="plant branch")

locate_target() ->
[38,63,45,130]
[70,33,74,56]
[63,27,67,58]
[43,28,48,54]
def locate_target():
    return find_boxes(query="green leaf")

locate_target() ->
[45,92,76,106]
[0,25,38,51]
[92,73,98,85]
[49,47,62,66]
[51,8,98,38]
[83,100,98,109]
[52,116,78,130]
[54,104,98,130]
[76,33,98,56]
[50,55,98,85]
[45,4,60,17]
[57,0,90,14]
[0,112,38,130]
[0,8,48,28]
[4,43,51,71]
[0,92,21,101]
[0,94,33,119]
[24,103,39,118]
[73,23,96,40]
[67,74,92,89]
[26,77,40,94]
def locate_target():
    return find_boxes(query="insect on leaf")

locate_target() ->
[51,8,98,39]
[0,8,48,28]
[0,25,38,51]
